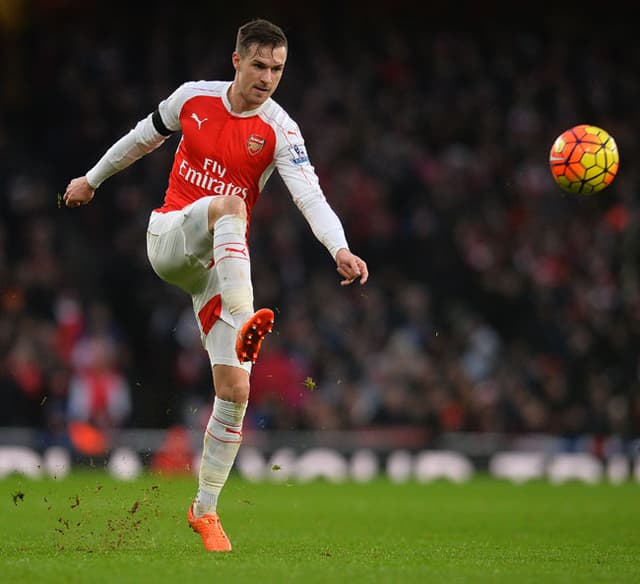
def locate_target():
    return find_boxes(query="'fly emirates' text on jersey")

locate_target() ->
[86,80,348,259]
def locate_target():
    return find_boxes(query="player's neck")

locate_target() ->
[227,83,251,114]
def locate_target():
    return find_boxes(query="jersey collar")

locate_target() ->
[222,81,269,117]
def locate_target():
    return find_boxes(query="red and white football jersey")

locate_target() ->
[86,80,348,258]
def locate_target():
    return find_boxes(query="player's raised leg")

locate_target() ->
[211,201,253,326]
[235,307,274,363]
[208,196,274,363]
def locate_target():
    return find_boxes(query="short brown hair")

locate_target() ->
[235,19,288,57]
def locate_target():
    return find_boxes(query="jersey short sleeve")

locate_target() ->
[156,81,224,134]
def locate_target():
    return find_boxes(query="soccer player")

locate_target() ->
[62,19,368,551]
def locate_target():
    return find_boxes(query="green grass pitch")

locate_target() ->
[1,471,639,583]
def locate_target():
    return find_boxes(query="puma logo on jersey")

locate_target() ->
[191,113,208,129]
[225,246,247,256]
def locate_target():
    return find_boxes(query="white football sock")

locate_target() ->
[194,397,247,517]
[213,215,254,325]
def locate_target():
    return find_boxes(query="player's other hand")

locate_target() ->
[336,248,369,286]
[64,176,95,208]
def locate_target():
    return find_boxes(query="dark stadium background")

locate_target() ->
[1,0,638,466]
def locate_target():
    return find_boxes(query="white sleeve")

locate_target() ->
[85,82,195,189]
[274,123,349,260]
[85,113,169,188]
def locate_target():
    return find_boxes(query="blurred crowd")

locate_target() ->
[1,1,639,449]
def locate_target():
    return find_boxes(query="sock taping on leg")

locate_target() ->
[194,398,247,516]
[213,215,253,317]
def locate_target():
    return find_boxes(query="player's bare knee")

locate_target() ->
[213,365,251,403]
[224,195,247,219]
[216,379,250,403]
[208,196,247,231]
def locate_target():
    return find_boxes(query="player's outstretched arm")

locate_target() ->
[63,176,95,208]
[62,106,175,209]
[336,248,369,286]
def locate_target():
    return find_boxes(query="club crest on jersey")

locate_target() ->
[247,134,265,156]
[288,144,309,165]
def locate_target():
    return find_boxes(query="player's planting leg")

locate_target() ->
[189,397,246,551]
[187,503,232,552]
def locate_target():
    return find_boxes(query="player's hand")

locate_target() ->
[63,176,95,208]
[336,248,368,286]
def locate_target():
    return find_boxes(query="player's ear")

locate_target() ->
[231,51,240,71]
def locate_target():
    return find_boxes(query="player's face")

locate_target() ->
[231,43,287,111]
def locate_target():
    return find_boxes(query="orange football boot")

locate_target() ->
[235,308,275,363]
[187,503,232,552]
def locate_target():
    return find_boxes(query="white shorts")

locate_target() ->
[146,197,251,373]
